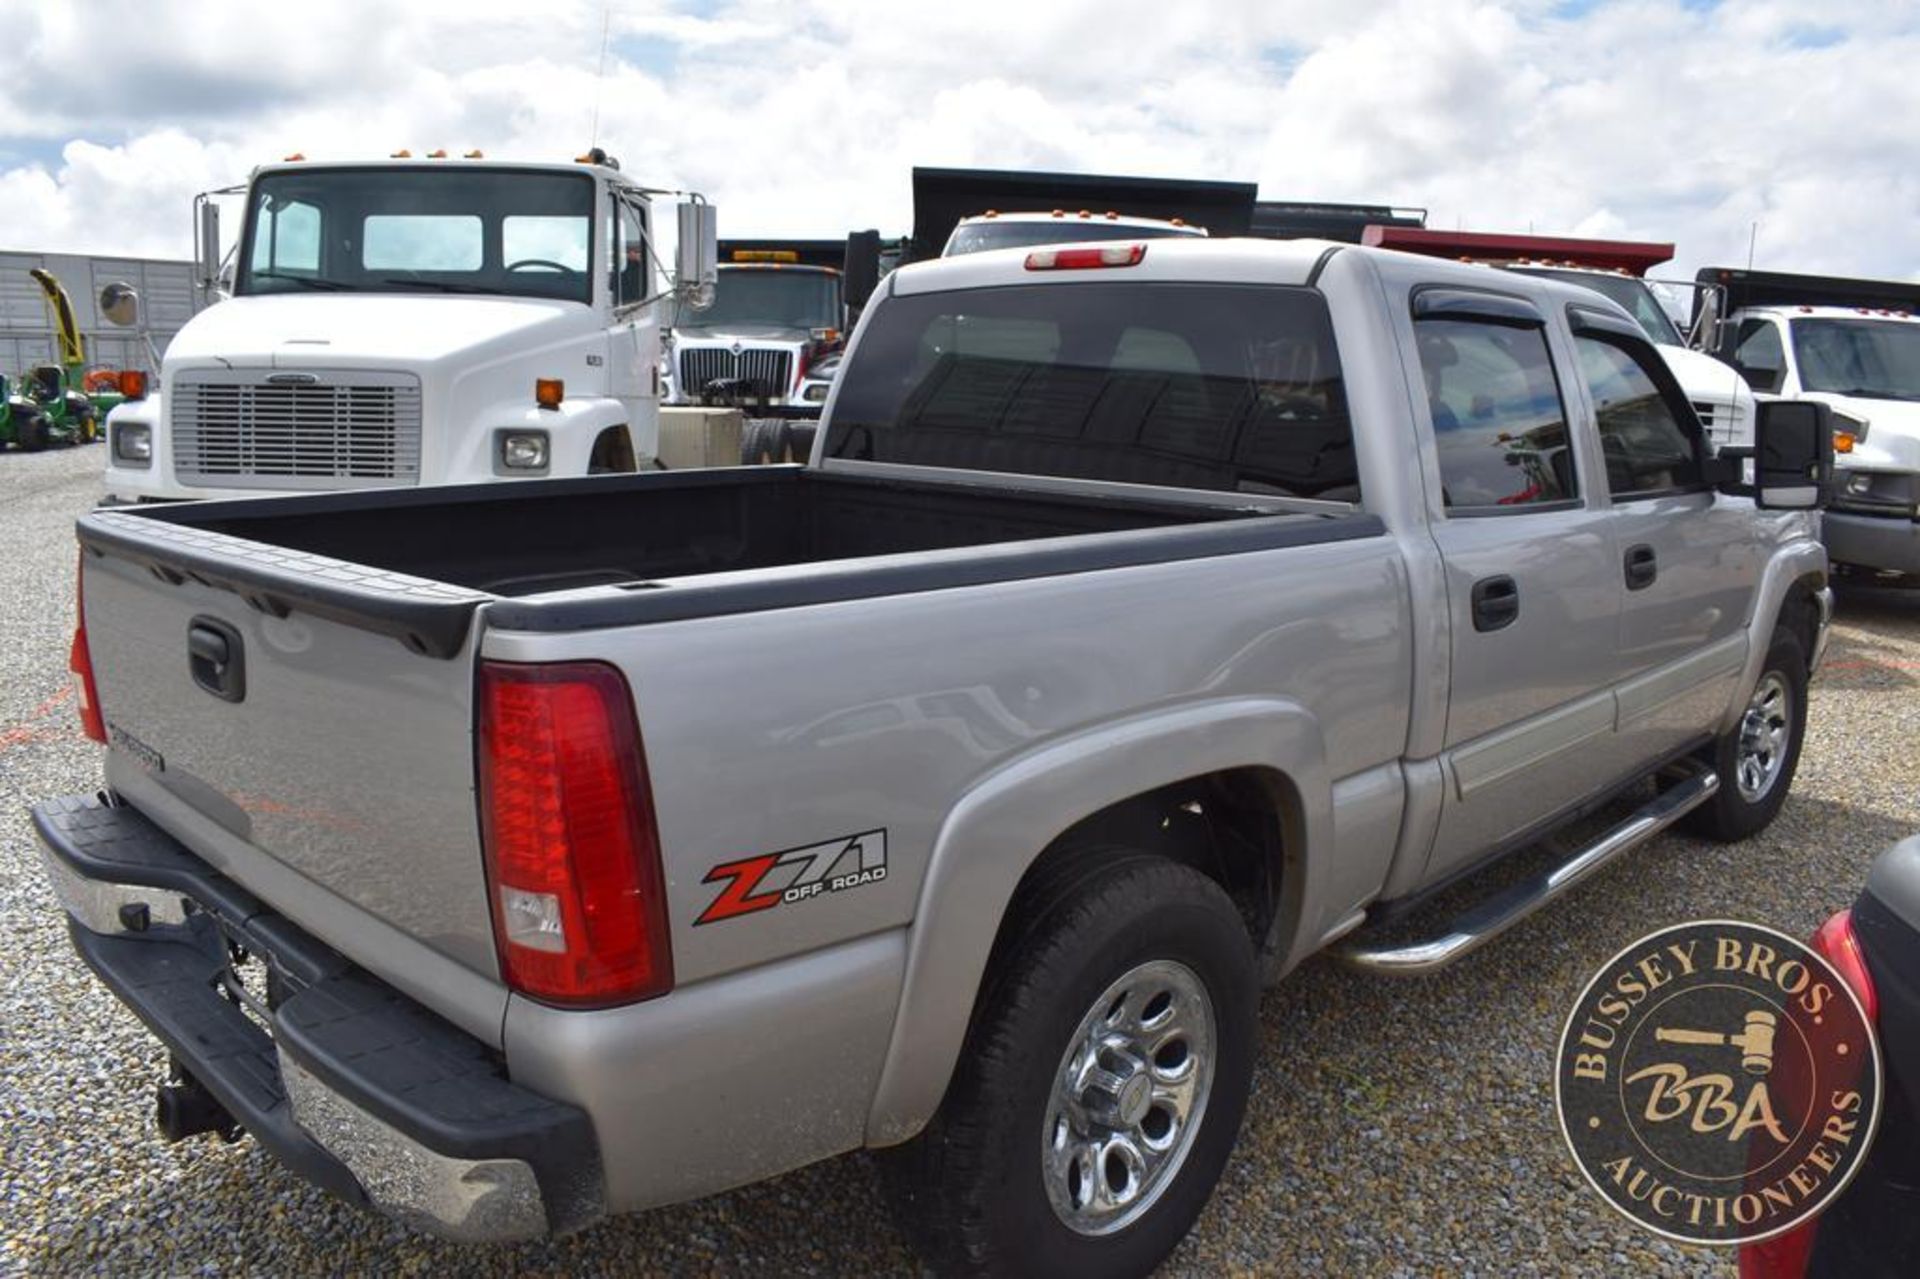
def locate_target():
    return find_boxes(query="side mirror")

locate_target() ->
[195,199,221,293]
[1752,400,1832,509]
[99,282,140,327]
[674,201,717,311]
[843,229,881,318]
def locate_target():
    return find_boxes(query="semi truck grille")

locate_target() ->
[677,348,794,398]
[172,370,423,489]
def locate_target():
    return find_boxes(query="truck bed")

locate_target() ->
[84,467,1370,657]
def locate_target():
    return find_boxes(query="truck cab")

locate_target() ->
[940,209,1208,256]
[1696,268,1920,577]
[665,254,845,410]
[102,154,716,502]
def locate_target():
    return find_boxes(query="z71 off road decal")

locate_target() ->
[696,829,888,926]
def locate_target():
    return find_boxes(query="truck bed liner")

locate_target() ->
[82,467,1376,655]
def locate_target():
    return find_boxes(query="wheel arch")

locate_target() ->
[863,697,1331,1146]
[1719,543,1827,735]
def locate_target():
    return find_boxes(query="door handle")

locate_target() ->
[1470,575,1519,632]
[188,617,245,703]
[1624,544,1658,591]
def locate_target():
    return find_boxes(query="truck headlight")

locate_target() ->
[113,421,152,465]
[499,430,549,470]
[802,383,830,404]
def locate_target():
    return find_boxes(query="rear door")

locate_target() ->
[1567,307,1756,762]
[1407,289,1631,879]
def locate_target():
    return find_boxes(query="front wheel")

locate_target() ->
[883,856,1258,1277]
[1682,627,1808,842]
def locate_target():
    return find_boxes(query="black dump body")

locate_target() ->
[907,166,1257,262]
[1249,201,1426,243]
[1694,267,1920,354]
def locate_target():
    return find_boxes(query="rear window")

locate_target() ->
[823,282,1358,500]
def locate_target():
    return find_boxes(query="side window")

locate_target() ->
[1574,334,1705,497]
[1732,318,1786,392]
[611,199,646,307]
[249,197,320,276]
[1414,318,1576,510]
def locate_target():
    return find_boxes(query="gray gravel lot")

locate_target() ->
[4,443,1916,1275]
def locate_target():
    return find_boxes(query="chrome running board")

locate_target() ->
[1334,768,1719,976]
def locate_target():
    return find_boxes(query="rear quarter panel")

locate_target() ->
[478,532,1413,986]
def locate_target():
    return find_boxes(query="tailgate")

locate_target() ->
[76,510,498,979]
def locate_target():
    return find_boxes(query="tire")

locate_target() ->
[1682,627,1808,842]
[883,856,1259,1277]
[77,406,100,444]
[739,417,791,466]
[16,410,48,452]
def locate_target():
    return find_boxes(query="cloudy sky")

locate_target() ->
[2,0,1915,283]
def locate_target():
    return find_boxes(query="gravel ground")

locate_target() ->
[4,443,1917,1275]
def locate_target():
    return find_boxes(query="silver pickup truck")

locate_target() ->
[36,237,1835,1276]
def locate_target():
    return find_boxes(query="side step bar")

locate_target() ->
[1334,768,1720,975]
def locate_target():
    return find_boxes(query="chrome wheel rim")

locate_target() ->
[1042,959,1215,1236]
[1735,671,1792,802]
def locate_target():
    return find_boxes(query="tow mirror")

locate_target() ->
[1748,400,1832,509]
[195,199,221,293]
[843,229,881,319]
[674,201,717,312]
[99,282,140,327]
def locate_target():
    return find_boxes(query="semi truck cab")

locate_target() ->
[102,153,716,502]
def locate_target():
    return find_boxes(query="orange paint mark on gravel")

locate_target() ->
[0,683,79,754]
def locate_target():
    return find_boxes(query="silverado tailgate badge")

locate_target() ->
[696,830,887,925]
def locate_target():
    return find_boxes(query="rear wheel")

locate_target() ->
[1682,627,1808,842]
[884,856,1258,1277]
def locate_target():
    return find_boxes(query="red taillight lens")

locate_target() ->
[70,552,105,744]
[1812,908,1878,1024]
[1024,243,1148,271]
[1740,908,1881,1279]
[477,660,672,1006]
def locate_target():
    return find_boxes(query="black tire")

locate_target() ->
[16,410,48,452]
[1682,627,1808,842]
[739,417,792,466]
[883,856,1258,1277]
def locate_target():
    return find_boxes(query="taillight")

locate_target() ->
[1025,243,1148,271]
[1739,909,1880,1279]
[1811,908,1878,1023]
[477,660,673,1006]
[70,551,105,743]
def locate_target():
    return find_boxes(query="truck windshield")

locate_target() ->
[945,221,1203,257]
[1512,268,1683,346]
[1791,318,1920,400]
[691,269,841,329]
[825,281,1357,500]
[237,167,596,304]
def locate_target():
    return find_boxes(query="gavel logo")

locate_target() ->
[1654,1010,1778,1076]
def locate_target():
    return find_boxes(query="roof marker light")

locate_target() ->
[1026,243,1148,271]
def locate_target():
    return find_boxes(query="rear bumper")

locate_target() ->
[32,792,602,1242]
[1824,510,1920,576]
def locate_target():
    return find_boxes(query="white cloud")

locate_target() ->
[0,0,1916,282]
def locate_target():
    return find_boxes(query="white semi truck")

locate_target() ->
[101,150,716,502]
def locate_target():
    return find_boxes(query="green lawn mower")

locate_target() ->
[1,372,56,451]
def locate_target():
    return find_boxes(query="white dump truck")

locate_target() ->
[100,149,716,502]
